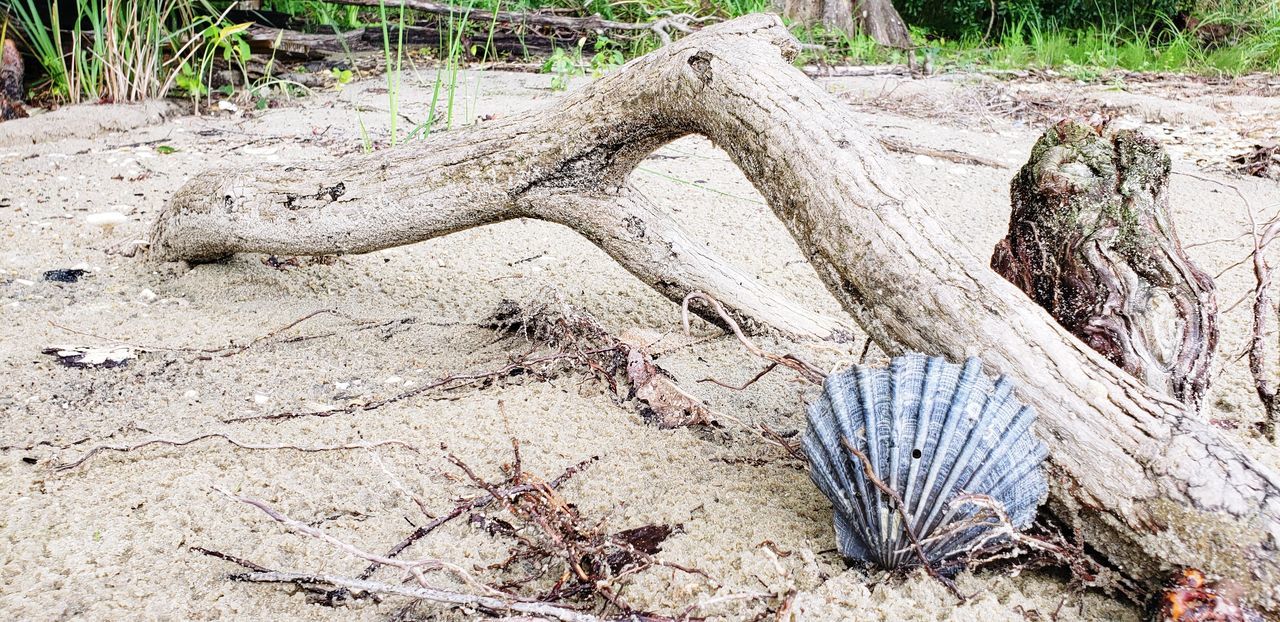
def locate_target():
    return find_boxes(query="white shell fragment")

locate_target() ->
[802,353,1048,571]
[43,345,135,368]
[85,211,129,235]
[85,211,128,227]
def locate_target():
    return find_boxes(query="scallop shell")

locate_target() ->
[802,353,1049,570]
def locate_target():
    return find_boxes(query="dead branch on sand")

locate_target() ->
[50,308,418,359]
[232,572,602,622]
[681,292,826,385]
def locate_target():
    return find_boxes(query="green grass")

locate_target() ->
[3,0,215,103]
[793,4,1278,77]
[264,0,362,30]
[4,0,1274,109]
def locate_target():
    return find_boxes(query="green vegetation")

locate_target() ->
[2,0,210,103]
[798,1,1279,76]
[1,0,1274,109]
[264,0,362,29]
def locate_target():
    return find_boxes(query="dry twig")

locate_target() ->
[234,571,601,622]
[1242,188,1280,441]
[681,291,826,385]
[220,487,497,593]
[56,433,418,471]
[840,439,965,601]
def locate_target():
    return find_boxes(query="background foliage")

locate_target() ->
[897,0,1196,38]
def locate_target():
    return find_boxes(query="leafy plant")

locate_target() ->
[589,36,625,77]
[544,44,584,91]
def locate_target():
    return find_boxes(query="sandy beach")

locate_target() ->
[2,67,1278,621]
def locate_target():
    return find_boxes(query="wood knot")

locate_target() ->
[688,51,713,85]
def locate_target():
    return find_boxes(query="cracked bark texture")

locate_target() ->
[992,121,1219,408]
[151,15,1280,609]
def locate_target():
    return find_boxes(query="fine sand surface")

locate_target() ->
[2,67,1279,621]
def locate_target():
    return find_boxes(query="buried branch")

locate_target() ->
[152,15,1280,609]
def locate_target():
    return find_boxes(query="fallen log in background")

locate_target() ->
[326,0,710,45]
[992,120,1219,407]
[150,14,1280,610]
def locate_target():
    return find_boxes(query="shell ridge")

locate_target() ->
[828,369,882,544]
[804,378,877,552]
[911,358,984,531]
[901,355,952,534]
[956,400,1039,502]
[855,366,893,559]
[916,375,1018,539]
[885,354,927,564]
[806,369,880,557]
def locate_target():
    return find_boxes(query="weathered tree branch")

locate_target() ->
[150,15,1280,609]
[326,0,713,45]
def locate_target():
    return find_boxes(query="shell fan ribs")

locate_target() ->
[802,353,1049,570]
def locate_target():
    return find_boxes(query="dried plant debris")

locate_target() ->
[260,254,339,270]
[448,442,685,610]
[42,344,136,368]
[625,347,714,428]
[476,294,718,429]
[1230,143,1279,180]
[198,440,770,621]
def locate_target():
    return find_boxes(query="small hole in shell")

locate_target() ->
[911,449,922,459]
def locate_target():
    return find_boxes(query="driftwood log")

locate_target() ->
[245,24,559,61]
[149,15,1280,610]
[325,0,711,46]
[992,121,1218,408]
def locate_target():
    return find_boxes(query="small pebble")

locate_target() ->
[44,269,87,283]
[253,394,270,405]
[138,288,158,302]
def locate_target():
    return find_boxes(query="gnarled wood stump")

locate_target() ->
[992,121,1218,407]
[150,15,1280,610]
